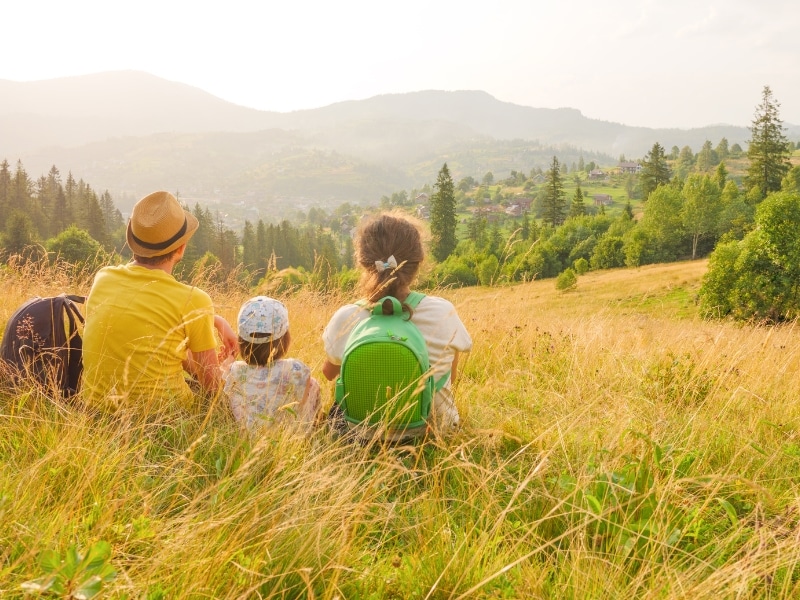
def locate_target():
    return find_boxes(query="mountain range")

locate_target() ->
[2,71,797,215]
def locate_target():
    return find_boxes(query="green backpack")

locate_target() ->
[334,292,446,432]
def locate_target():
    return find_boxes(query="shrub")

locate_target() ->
[555,268,577,291]
[590,235,625,270]
[476,254,500,286]
[573,257,589,275]
[432,256,478,287]
[46,226,106,270]
[699,191,800,321]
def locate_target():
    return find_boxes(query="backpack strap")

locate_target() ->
[405,291,426,309]
[406,291,450,391]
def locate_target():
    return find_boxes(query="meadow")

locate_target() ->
[3,258,800,599]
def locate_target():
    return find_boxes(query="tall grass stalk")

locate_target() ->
[2,260,800,598]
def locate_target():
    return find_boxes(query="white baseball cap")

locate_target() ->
[237,296,289,344]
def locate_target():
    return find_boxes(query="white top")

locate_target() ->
[223,358,320,432]
[322,294,472,429]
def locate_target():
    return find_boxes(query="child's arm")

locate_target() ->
[451,352,460,383]
[322,360,340,381]
[301,376,323,426]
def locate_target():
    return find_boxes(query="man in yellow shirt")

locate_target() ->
[82,191,237,411]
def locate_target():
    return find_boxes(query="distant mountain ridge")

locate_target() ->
[2,71,797,213]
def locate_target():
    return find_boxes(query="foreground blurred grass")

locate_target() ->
[3,259,800,598]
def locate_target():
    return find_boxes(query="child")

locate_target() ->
[224,296,321,432]
[321,212,472,438]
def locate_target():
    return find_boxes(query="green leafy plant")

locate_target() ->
[560,433,698,564]
[21,541,116,599]
[555,267,577,291]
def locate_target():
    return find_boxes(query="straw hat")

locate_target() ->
[126,191,199,257]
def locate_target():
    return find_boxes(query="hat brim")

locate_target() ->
[126,210,199,258]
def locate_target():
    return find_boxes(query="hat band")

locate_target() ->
[130,216,188,251]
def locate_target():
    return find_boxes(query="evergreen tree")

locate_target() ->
[745,85,791,200]
[3,210,37,259]
[256,219,269,275]
[64,172,77,224]
[569,184,586,218]
[674,145,696,180]
[430,163,457,261]
[624,201,634,219]
[715,162,729,191]
[241,220,257,272]
[715,137,730,160]
[0,159,10,227]
[99,190,123,239]
[542,156,566,227]
[520,211,531,241]
[640,142,671,200]
[696,140,719,171]
[782,166,800,194]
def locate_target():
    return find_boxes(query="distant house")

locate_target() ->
[588,169,606,180]
[415,204,430,220]
[515,197,533,211]
[617,161,641,174]
[505,204,523,217]
[415,192,430,204]
[532,173,546,184]
[592,194,613,206]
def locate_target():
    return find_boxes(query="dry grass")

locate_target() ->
[2,259,800,598]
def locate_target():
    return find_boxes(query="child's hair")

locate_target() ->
[238,330,291,366]
[356,213,425,302]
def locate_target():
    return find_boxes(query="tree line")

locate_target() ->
[0,160,350,287]
[422,86,800,322]
[2,85,797,321]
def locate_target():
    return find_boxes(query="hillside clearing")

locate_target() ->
[2,259,800,599]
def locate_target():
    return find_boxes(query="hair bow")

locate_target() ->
[374,255,398,272]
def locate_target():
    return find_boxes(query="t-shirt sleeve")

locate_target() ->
[445,305,472,353]
[322,304,366,365]
[421,296,472,353]
[183,287,218,353]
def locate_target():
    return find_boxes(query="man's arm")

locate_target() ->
[185,348,222,394]
[214,315,238,360]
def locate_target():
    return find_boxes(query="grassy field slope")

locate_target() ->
[3,259,800,599]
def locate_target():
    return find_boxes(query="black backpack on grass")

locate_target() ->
[0,294,86,397]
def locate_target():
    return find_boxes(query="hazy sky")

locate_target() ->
[4,0,799,129]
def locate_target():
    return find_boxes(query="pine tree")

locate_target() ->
[241,220,257,272]
[430,163,457,261]
[11,160,32,214]
[640,142,671,200]
[64,172,77,224]
[542,156,566,227]
[0,160,10,228]
[569,184,586,218]
[520,211,531,241]
[745,85,791,200]
[256,219,269,275]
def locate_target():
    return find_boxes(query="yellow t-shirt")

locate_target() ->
[81,263,217,411]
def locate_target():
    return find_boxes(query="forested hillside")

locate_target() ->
[7,72,800,215]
